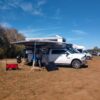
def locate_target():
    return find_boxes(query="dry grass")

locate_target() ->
[0,57,100,100]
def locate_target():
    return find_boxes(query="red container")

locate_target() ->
[6,64,18,70]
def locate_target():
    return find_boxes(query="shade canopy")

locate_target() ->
[11,39,66,49]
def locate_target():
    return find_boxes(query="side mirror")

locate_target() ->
[66,52,69,56]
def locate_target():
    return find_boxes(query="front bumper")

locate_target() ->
[86,56,92,60]
[81,60,87,65]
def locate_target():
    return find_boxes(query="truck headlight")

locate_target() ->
[81,56,86,60]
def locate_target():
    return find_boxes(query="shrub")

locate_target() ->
[0,48,4,59]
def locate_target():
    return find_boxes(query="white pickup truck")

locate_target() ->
[42,49,87,68]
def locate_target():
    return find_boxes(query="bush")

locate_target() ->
[0,25,25,58]
[0,48,4,59]
[5,45,24,58]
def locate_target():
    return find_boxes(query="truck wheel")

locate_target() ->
[71,60,81,69]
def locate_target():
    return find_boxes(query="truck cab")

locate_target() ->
[42,48,87,68]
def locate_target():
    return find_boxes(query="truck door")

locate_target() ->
[49,50,68,64]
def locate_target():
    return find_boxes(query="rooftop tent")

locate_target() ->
[25,35,66,43]
[11,35,66,49]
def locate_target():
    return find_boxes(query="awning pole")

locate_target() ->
[32,42,36,68]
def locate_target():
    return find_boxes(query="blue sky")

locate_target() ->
[0,0,100,49]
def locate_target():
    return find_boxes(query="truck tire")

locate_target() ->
[71,60,81,69]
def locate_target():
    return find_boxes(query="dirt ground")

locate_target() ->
[0,57,100,100]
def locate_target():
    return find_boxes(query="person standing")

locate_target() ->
[36,50,42,67]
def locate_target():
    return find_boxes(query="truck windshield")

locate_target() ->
[77,49,83,53]
[66,47,78,54]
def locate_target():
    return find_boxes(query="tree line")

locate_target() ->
[0,25,25,59]
[88,46,100,54]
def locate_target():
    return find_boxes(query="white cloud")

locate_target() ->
[72,30,88,35]
[0,0,62,18]
[31,0,47,16]
[32,8,43,16]
[0,0,21,10]
[67,37,83,42]
[19,26,62,38]
[0,5,10,10]
[0,0,47,16]
[18,2,43,15]
[0,22,11,28]
[51,8,62,20]
[66,29,88,43]
[37,0,47,6]
[20,3,33,12]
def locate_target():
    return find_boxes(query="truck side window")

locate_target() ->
[77,49,83,53]
[52,50,66,54]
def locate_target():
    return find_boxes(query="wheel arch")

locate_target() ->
[71,59,82,66]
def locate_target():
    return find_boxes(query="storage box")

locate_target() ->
[6,64,18,70]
